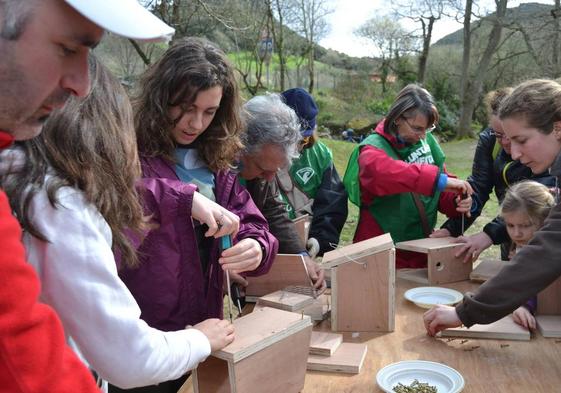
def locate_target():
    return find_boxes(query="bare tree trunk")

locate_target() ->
[554,0,561,77]
[129,39,151,66]
[307,47,315,93]
[270,0,286,91]
[458,0,507,138]
[417,16,435,84]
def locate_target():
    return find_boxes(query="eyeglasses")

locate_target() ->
[403,117,436,134]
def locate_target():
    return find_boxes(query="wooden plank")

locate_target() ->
[193,356,231,393]
[537,315,561,338]
[246,254,311,297]
[396,268,429,284]
[301,294,330,322]
[231,326,311,393]
[309,331,343,356]
[427,246,472,284]
[257,290,314,312]
[292,214,311,244]
[307,343,367,374]
[331,249,395,332]
[470,259,505,283]
[322,233,393,268]
[537,276,561,315]
[395,237,464,252]
[439,315,530,341]
[215,307,312,362]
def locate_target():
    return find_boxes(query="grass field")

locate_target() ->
[322,137,501,260]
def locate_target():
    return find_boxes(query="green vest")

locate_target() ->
[343,132,446,243]
[278,141,333,219]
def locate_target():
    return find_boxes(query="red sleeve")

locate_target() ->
[358,145,440,204]
[0,191,100,393]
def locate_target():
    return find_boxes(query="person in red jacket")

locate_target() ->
[344,84,473,268]
[0,1,173,392]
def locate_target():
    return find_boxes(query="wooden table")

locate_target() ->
[181,277,561,393]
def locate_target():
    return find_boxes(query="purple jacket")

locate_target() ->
[119,156,278,331]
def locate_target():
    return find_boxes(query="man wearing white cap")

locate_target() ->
[0,1,173,392]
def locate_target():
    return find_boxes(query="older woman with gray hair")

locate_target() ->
[237,93,326,293]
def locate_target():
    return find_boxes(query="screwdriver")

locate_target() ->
[220,235,234,323]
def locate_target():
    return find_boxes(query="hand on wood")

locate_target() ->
[192,318,235,352]
[304,255,327,295]
[423,305,462,337]
[454,232,493,263]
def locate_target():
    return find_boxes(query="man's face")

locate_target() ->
[0,0,103,140]
[240,144,287,181]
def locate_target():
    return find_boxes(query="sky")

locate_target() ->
[320,0,552,58]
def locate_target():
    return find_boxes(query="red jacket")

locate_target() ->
[0,131,99,393]
[354,122,461,268]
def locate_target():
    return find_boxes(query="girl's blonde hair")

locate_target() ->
[500,181,555,226]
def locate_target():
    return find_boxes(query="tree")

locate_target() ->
[355,15,417,92]
[392,0,448,84]
[290,0,332,93]
[457,0,508,138]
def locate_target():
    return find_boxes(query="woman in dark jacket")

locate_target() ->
[424,79,561,335]
[435,88,556,260]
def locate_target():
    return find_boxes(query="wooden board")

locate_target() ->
[322,233,393,269]
[215,307,312,362]
[293,214,311,244]
[307,343,367,374]
[395,237,463,252]
[246,254,311,298]
[301,294,330,322]
[257,290,314,312]
[469,259,505,283]
[537,315,561,338]
[439,315,530,341]
[331,248,395,332]
[309,331,343,356]
[396,268,429,284]
[230,326,311,393]
[395,237,472,284]
[537,276,561,315]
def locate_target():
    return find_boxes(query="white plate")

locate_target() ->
[376,360,464,393]
[404,287,463,309]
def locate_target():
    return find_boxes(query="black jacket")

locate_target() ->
[441,128,555,246]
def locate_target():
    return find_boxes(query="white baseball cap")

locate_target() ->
[64,0,175,42]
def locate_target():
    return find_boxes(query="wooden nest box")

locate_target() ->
[322,233,395,332]
[193,307,312,393]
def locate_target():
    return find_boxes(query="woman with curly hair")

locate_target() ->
[117,37,278,393]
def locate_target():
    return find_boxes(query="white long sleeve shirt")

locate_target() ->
[23,184,211,389]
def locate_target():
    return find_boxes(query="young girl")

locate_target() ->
[0,57,235,391]
[118,37,278,391]
[500,181,554,329]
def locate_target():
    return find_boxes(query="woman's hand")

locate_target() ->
[219,238,262,274]
[455,193,472,217]
[304,256,327,295]
[191,191,240,238]
[192,318,235,352]
[444,178,473,196]
[423,305,463,337]
[513,307,536,330]
[453,232,493,263]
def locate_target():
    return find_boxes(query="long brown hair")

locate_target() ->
[384,84,439,135]
[134,36,243,172]
[1,56,146,267]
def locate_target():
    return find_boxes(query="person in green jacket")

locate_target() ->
[277,88,348,257]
